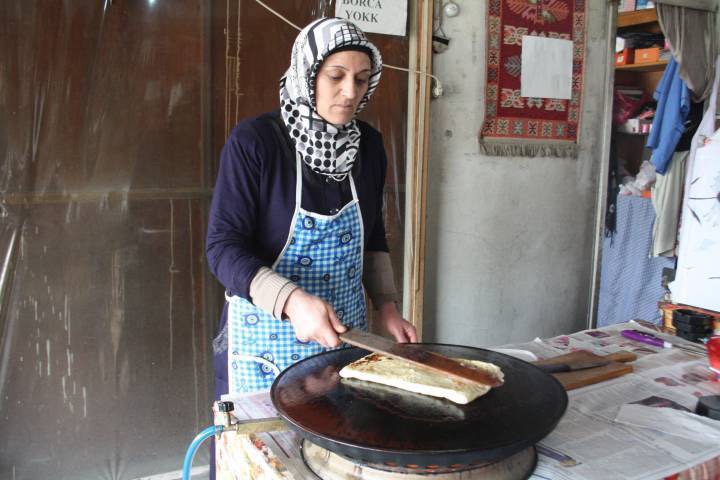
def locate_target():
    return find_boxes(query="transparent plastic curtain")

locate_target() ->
[0,1,215,478]
[0,1,408,479]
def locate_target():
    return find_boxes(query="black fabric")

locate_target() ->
[327,44,374,64]
[605,134,620,239]
[675,100,704,152]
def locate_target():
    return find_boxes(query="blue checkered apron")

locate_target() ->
[226,155,368,393]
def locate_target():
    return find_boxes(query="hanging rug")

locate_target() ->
[479,0,587,157]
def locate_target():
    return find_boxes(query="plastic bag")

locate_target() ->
[613,89,650,125]
[619,161,657,196]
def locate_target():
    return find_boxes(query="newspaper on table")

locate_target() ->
[527,321,719,480]
[222,321,719,480]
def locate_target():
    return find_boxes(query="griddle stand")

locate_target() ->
[213,400,288,436]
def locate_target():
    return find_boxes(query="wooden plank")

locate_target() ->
[535,350,636,390]
[403,0,434,340]
[589,2,620,329]
[616,60,668,72]
[615,69,665,95]
[618,9,658,27]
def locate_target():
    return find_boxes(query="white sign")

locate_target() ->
[520,35,573,100]
[335,0,407,37]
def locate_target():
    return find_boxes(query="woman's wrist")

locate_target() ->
[277,284,300,320]
[282,287,306,320]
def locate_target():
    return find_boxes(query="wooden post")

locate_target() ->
[403,0,434,340]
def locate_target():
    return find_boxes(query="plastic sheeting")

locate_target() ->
[0,1,408,478]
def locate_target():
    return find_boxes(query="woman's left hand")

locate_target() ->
[377,301,417,343]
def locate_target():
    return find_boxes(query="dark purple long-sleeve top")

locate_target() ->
[207,111,390,395]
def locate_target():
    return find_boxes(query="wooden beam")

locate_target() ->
[403,0,434,340]
[0,188,212,205]
[617,8,657,28]
[589,2,620,329]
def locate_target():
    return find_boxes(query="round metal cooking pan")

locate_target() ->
[271,343,568,467]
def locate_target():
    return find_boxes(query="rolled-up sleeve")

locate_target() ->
[206,127,266,300]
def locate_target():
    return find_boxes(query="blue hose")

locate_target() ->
[182,425,222,480]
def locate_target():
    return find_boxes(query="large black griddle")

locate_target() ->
[271,343,568,468]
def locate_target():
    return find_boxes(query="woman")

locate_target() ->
[207,17,416,399]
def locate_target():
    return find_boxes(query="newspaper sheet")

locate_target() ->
[525,322,719,480]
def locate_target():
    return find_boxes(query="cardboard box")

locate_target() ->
[619,0,636,12]
[615,48,635,66]
[635,47,661,64]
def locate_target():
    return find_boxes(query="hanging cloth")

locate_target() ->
[651,149,688,257]
[656,1,717,103]
[646,58,691,174]
[669,55,720,309]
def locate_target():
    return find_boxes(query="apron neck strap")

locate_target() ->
[295,153,303,204]
[348,171,358,201]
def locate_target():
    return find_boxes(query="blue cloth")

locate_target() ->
[598,195,674,327]
[646,58,691,174]
[226,156,367,393]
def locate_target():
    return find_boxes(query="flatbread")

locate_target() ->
[338,353,504,405]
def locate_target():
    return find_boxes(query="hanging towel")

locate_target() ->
[598,195,674,327]
[651,150,688,257]
[646,58,691,174]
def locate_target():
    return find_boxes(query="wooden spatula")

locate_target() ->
[339,328,504,387]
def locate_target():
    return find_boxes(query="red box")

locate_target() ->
[615,48,635,66]
[635,47,661,64]
[708,336,720,376]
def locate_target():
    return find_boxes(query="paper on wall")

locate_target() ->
[335,0,407,36]
[520,35,573,100]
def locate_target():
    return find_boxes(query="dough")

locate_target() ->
[338,353,504,405]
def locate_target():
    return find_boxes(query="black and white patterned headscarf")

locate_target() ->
[280,18,382,181]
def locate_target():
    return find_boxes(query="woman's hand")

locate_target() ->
[378,301,417,343]
[283,289,346,348]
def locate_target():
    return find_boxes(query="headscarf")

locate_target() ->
[280,18,382,181]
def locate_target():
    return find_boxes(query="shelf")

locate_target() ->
[615,130,650,136]
[616,60,668,72]
[618,9,658,28]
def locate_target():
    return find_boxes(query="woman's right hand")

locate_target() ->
[283,289,347,348]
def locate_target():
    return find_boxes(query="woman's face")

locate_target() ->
[315,50,372,126]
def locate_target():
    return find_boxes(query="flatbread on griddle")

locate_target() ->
[338,353,504,405]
